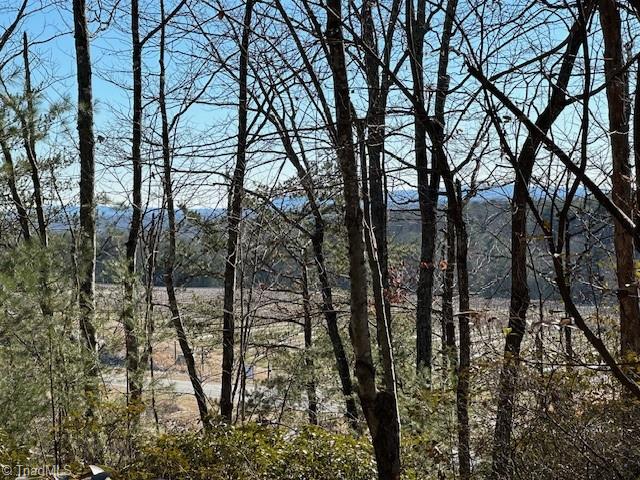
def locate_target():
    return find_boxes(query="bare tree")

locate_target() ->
[158,0,210,429]
[473,7,594,477]
[325,0,401,476]
[221,0,255,423]
[359,0,401,401]
[407,0,438,375]
[72,0,99,424]
[121,0,143,423]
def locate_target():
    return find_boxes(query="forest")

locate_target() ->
[0,0,639,478]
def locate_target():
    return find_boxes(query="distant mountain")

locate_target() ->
[387,183,588,208]
[47,205,226,232]
[45,183,590,232]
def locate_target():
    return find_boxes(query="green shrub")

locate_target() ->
[125,424,376,480]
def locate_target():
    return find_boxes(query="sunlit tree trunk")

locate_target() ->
[72,0,100,459]
[599,0,640,359]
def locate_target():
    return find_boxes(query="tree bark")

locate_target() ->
[72,0,101,460]
[123,0,143,421]
[407,0,438,374]
[325,0,400,476]
[221,0,254,423]
[599,0,640,359]
[73,0,99,399]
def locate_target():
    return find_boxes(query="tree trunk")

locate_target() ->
[489,8,591,477]
[0,135,31,241]
[122,0,143,422]
[141,213,162,431]
[72,0,101,460]
[563,214,574,359]
[453,182,471,480]
[635,58,640,223]
[309,214,359,427]
[159,0,209,429]
[599,0,640,359]
[72,0,99,410]
[301,252,318,425]
[407,0,438,374]
[325,0,400,476]
[442,213,457,380]
[430,0,471,474]
[221,0,254,423]
[361,0,395,385]
[21,33,47,247]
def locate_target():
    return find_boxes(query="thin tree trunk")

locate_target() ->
[300,252,318,425]
[158,0,209,429]
[21,33,47,247]
[221,0,254,423]
[22,32,55,315]
[453,182,471,480]
[635,58,640,222]
[442,213,457,381]
[122,0,143,423]
[306,187,359,426]
[600,0,640,358]
[360,0,400,398]
[428,0,471,473]
[72,0,100,437]
[357,120,398,398]
[0,135,31,241]
[489,8,591,477]
[359,10,403,453]
[325,0,400,476]
[141,212,162,431]
[563,213,574,359]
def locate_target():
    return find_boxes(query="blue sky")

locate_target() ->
[0,0,622,212]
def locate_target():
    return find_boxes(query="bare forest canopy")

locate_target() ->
[1,0,640,479]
